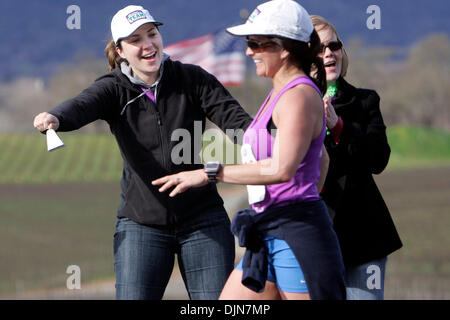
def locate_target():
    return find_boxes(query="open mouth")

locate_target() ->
[142,52,157,60]
[324,61,336,68]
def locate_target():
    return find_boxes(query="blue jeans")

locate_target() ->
[113,207,235,300]
[345,257,387,300]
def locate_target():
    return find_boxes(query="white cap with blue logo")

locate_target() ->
[111,5,163,44]
[227,0,313,42]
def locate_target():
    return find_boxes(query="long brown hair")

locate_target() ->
[272,30,327,95]
[105,40,126,71]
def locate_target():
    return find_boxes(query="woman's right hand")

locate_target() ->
[323,95,338,130]
[33,112,60,132]
[152,169,209,198]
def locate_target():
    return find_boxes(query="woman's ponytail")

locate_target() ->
[277,32,327,95]
[105,40,125,72]
[308,30,327,95]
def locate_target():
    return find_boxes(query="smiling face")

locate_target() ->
[316,27,343,85]
[116,23,163,84]
[246,36,285,79]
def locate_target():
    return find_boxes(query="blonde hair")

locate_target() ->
[310,15,349,77]
[105,40,126,72]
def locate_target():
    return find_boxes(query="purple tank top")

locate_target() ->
[243,76,326,213]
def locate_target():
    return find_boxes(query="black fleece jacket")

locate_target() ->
[322,77,402,267]
[49,58,252,226]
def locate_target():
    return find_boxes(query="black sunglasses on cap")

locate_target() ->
[319,40,342,54]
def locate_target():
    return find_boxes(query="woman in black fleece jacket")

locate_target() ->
[312,15,402,300]
[33,5,252,300]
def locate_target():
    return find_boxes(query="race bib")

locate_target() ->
[241,144,266,205]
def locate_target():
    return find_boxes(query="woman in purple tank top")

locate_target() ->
[153,0,346,300]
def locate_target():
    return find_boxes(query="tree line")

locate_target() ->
[0,33,448,133]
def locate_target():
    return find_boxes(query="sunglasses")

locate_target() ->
[246,39,278,52]
[319,41,343,54]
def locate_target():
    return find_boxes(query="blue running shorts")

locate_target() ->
[236,236,308,293]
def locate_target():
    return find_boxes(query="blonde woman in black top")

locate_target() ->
[311,15,403,300]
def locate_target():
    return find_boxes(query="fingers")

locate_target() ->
[325,104,338,129]
[152,175,185,197]
[169,183,187,198]
[151,176,169,186]
[33,113,43,130]
[33,112,59,132]
[152,176,174,192]
[153,170,207,197]
[323,99,337,118]
[33,113,46,131]
[323,98,331,115]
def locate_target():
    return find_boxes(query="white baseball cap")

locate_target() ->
[227,0,313,42]
[111,5,163,44]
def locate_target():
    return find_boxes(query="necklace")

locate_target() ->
[325,80,339,135]
[326,82,338,99]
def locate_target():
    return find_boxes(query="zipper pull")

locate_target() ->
[157,113,162,126]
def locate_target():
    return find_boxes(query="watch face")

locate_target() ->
[205,162,220,173]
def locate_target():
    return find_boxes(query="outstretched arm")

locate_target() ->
[33,76,117,133]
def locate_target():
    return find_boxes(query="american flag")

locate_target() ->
[164,29,246,86]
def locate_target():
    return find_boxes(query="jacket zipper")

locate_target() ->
[153,84,169,171]
[154,106,177,226]
[155,110,168,169]
[153,85,177,226]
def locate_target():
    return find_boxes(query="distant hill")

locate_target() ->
[0,0,448,81]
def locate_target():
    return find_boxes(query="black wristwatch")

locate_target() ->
[204,161,222,183]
